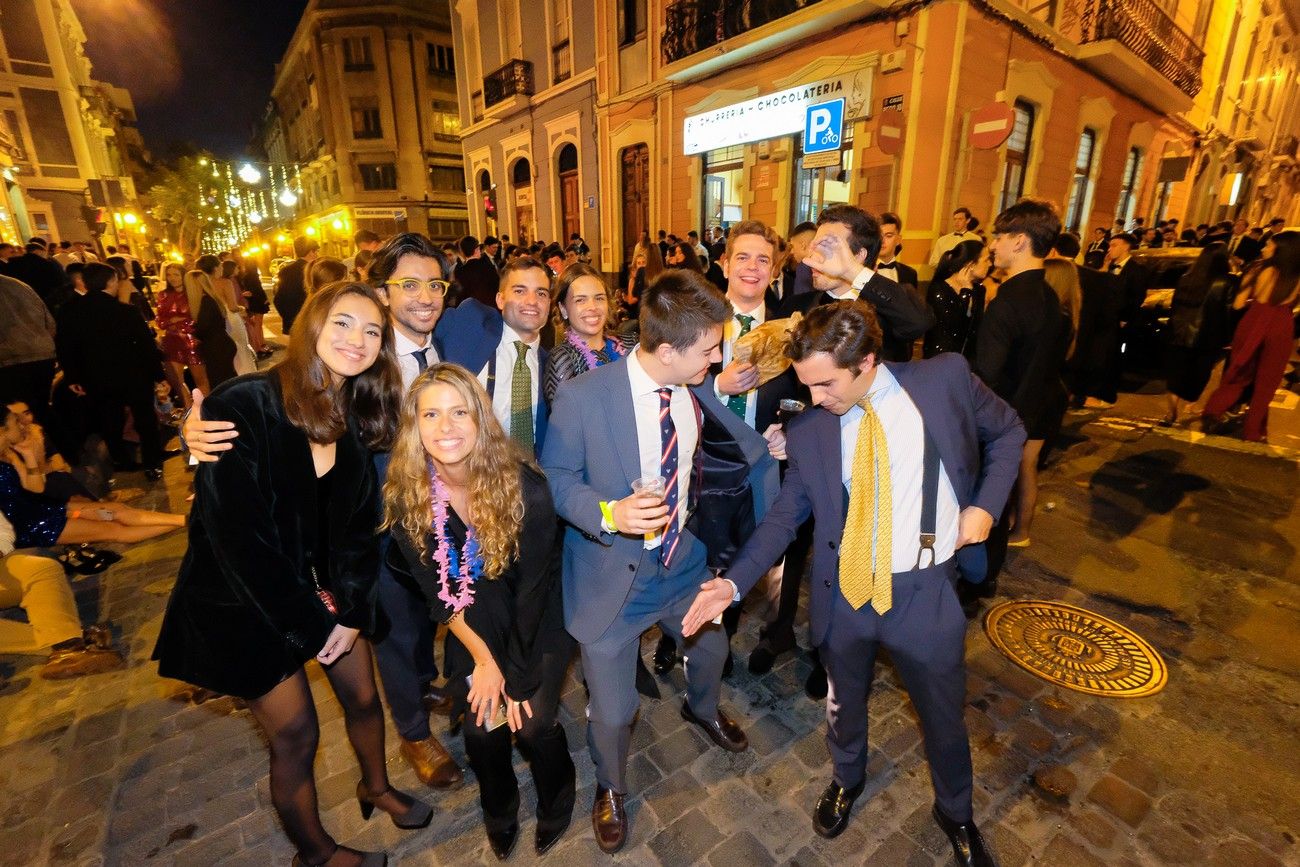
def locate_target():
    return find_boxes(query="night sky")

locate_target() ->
[71,0,309,159]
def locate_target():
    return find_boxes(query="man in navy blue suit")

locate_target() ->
[435,255,550,454]
[684,300,1024,867]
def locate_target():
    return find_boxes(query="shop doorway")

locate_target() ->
[621,143,649,261]
[557,143,580,243]
[701,145,744,235]
[478,169,498,238]
[511,158,534,244]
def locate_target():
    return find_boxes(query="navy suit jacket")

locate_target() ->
[541,356,778,643]
[723,353,1025,647]
[434,298,549,453]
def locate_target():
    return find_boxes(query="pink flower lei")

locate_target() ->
[428,462,484,613]
[565,329,623,371]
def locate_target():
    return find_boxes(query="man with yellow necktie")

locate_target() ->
[683,298,1024,867]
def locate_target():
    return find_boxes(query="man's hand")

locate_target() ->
[69,384,86,397]
[956,506,995,548]
[762,423,787,461]
[183,388,238,462]
[611,493,669,535]
[715,360,759,396]
[803,234,866,285]
[681,577,736,637]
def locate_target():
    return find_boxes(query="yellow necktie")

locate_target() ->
[840,397,893,615]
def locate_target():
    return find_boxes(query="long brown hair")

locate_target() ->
[551,262,613,338]
[1043,258,1081,356]
[381,363,528,578]
[277,280,401,449]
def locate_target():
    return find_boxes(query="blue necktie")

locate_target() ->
[658,387,680,567]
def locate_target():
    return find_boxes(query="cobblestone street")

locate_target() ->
[1,410,1298,866]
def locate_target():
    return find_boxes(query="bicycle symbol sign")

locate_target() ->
[804,98,845,155]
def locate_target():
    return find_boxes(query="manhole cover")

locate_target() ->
[984,601,1167,697]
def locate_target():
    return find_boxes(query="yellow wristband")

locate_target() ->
[599,500,616,531]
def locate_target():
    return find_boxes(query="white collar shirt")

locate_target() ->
[393,328,439,390]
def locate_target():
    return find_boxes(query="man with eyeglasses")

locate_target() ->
[181,233,467,792]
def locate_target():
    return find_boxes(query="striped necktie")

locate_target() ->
[839,396,893,614]
[657,387,681,566]
[726,313,755,418]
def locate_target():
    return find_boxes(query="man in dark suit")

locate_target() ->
[451,235,501,308]
[1099,232,1151,401]
[6,239,70,313]
[873,212,920,293]
[1226,218,1263,267]
[1051,234,1122,407]
[542,271,777,853]
[273,236,318,335]
[787,205,934,362]
[436,255,550,454]
[683,301,1023,866]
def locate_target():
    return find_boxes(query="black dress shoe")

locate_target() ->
[653,634,677,675]
[487,824,518,860]
[634,655,661,699]
[143,467,163,482]
[932,805,999,866]
[722,651,734,678]
[680,701,748,752]
[534,815,571,855]
[813,779,864,838]
[592,786,627,854]
[748,630,795,674]
[804,659,828,700]
[421,684,453,715]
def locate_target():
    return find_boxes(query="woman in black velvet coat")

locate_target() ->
[153,282,426,867]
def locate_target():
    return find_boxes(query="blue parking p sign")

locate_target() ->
[804,98,844,154]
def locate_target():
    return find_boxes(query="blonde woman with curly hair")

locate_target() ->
[382,362,574,860]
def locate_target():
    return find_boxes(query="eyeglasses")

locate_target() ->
[384,278,450,297]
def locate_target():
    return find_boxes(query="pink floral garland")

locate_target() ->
[565,329,623,371]
[429,463,483,613]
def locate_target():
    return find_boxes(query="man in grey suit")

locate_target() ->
[541,270,774,853]
[684,301,1024,867]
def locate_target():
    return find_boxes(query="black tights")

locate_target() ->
[248,638,389,863]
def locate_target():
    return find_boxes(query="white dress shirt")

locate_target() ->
[839,365,959,572]
[394,328,439,390]
[717,301,766,430]
[874,258,900,284]
[626,349,699,549]
[479,324,540,434]
[828,266,877,301]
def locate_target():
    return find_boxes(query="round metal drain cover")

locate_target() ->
[984,601,1167,697]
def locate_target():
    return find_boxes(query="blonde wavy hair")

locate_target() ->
[381,363,530,578]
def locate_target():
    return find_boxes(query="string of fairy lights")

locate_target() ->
[196,156,305,253]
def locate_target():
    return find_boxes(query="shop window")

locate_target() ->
[360,163,397,191]
[512,158,534,245]
[997,100,1035,215]
[701,145,746,236]
[350,99,382,140]
[791,128,855,227]
[1114,147,1144,227]
[343,36,374,71]
[1064,128,1096,233]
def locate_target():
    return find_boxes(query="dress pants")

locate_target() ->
[0,551,82,653]
[463,643,576,834]
[581,548,727,793]
[373,555,438,742]
[93,386,163,469]
[820,559,973,822]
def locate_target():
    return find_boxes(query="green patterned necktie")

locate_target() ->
[510,340,534,451]
[726,313,755,418]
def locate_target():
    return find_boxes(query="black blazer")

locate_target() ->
[1108,259,1152,319]
[273,258,308,334]
[54,290,163,393]
[153,373,381,699]
[787,270,935,362]
[875,260,919,294]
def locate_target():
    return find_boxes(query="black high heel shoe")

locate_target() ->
[356,782,433,829]
[291,845,386,866]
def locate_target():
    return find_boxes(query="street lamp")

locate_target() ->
[279,188,298,207]
[238,163,262,184]
[249,211,263,224]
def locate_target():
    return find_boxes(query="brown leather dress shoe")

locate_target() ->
[680,701,748,752]
[399,736,463,788]
[40,639,124,680]
[591,785,627,854]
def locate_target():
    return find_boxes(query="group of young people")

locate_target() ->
[156,195,1194,867]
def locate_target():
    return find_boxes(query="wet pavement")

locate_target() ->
[1,345,1298,866]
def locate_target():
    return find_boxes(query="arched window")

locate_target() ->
[557,144,580,241]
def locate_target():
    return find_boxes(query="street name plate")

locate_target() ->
[984,601,1167,698]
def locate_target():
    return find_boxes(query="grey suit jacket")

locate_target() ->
[541,355,778,643]
[724,353,1025,647]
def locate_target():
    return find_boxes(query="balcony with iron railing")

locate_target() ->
[482,59,534,114]
[660,0,882,81]
[1055,0,1204,113]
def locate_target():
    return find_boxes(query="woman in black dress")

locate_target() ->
[923,239,987,359]
[154,282,426,867]
[384,363,575,860]
[183,269,239,388]
[1162,242,1233,426]
[543,264,631,405]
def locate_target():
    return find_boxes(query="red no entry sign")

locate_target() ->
[970,102,1016,149]
[878,108,904,156]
